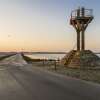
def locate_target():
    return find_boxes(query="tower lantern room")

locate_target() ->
[70,7,93,51]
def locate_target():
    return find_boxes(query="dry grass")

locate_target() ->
[22,54,100,84]
[32,61,100,84]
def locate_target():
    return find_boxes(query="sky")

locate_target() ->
[0,0,100,52]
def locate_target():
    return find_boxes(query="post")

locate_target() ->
[81,7,85,17]
[81,7,85,50]
[77,8,80,17]
[81,30,85,50]
[76,8,80,51]
[77,32,80,51]
[54,60,57,70]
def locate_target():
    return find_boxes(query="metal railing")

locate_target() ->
[71,9,93,19]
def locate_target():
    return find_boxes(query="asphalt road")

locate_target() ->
[0,54,100,100]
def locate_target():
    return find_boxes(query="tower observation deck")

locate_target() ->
[61,7,100,68]
[70,7,93,51]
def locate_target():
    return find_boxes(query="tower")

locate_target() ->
[70,7,93,51]
[61,7,100,68]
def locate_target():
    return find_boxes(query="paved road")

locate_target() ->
[0,53,27,66]
[0,54,100,100]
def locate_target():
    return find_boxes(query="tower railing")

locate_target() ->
[71,9,93,19]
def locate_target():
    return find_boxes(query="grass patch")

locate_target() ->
[21,54,100,84]
[33,63,100,84]
[0,54,16,61]
[52,67,100,83]
[21,53,44,63]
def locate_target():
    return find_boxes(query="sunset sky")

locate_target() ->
[0,0,100,52]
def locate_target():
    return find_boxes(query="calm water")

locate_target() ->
[97,54,100,57]
[25,54,66,60]
[25,53,100,60]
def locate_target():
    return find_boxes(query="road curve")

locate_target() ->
[0,53,27,66]
[0,54,100,100]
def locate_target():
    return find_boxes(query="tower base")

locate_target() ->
[61,50,100,68]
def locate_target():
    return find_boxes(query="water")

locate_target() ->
[25,53,100,60]
[97,54,100,57]
[25,54,66,60]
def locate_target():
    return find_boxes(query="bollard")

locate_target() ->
[43,59,45,66]
[54,60,57,70]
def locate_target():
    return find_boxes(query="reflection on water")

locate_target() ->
[25,53,100,60]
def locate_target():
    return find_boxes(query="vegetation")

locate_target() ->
[41,65,100,84]
[0,54,16,61]
[21,54,100,84]
[21,53,45,63]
